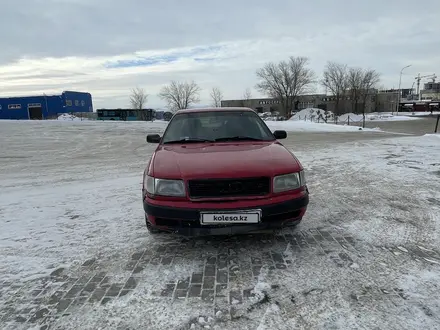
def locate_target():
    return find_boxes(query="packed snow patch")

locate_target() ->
[265,120,380,132]
[366,113,420,121]
[336,112,417,122]
[56,113,86,121]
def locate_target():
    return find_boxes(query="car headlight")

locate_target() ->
[273,171,306,193]
[144,175,186,197]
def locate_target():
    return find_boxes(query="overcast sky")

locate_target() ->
[1,0,439,109]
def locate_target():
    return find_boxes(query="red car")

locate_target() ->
[142,107,309,236]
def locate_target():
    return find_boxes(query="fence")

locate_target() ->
[294,114,366,127]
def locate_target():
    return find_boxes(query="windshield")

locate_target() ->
[161,111,275,144]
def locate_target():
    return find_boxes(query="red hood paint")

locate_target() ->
[149,141,302,180]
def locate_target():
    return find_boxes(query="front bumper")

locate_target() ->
[143,194,309,236]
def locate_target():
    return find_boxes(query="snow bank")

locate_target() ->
[56,113,86,121]
[290,108,334,121]
[338,113,363,122]
[291,109,422,123]
[423,133,440,139]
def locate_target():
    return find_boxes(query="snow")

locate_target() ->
[290,107,332,120]
[290,108,425,123]
[396,111,440,117]
[424,133,440,138]
[56,113,88,121]
[365,113,421,121]
[265,120,380,132]
[1,120,440,330]
[337,112,420,122]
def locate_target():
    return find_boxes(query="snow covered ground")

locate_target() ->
[0,121,439,330]
[397,111,440,117]
[338,112,420,122]
[266,120,380,132]
[289,108,439,124]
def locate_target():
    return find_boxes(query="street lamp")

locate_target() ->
[396,64,411,114]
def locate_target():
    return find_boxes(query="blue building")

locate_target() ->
[0,91,93,120]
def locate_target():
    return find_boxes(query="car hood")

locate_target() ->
[150,141,302,179]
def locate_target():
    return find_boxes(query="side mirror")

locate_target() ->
[273,130,287,139]
[146,134,161,143]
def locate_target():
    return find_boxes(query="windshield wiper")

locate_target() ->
[214,136,264,142]
[163,137,214,144]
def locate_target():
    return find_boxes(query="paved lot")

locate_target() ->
[0,121,439,329]
[2,229,439,329]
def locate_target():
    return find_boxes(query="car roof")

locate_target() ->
[175,107,255,114]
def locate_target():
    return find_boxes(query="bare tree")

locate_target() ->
[243,88,252,100]
[255,56,316,117]
[241,88,253,108]
[158,80,201,111]
[359,69,380,115]
[129,87,148,120]
[347,67,364,114]
[347,68,381,116]
[210,87,223,107]
[321,62,349,116]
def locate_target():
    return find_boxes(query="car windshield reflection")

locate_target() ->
[161,111,275,144]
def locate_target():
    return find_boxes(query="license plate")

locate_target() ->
[200,210,261,225]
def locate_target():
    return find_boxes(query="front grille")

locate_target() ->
[188,177,270,198]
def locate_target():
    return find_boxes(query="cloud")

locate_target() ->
[104,45,223,68]
[0,0,440,108]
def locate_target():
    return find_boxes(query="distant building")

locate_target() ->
[96,108,155,121]
[221,95,325,115]
[221,86,440,115]
[421,82,440,100]
[378,87,440,112]
[376,89,399,112]
[0,91,93,120]
[221,92,378,116]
